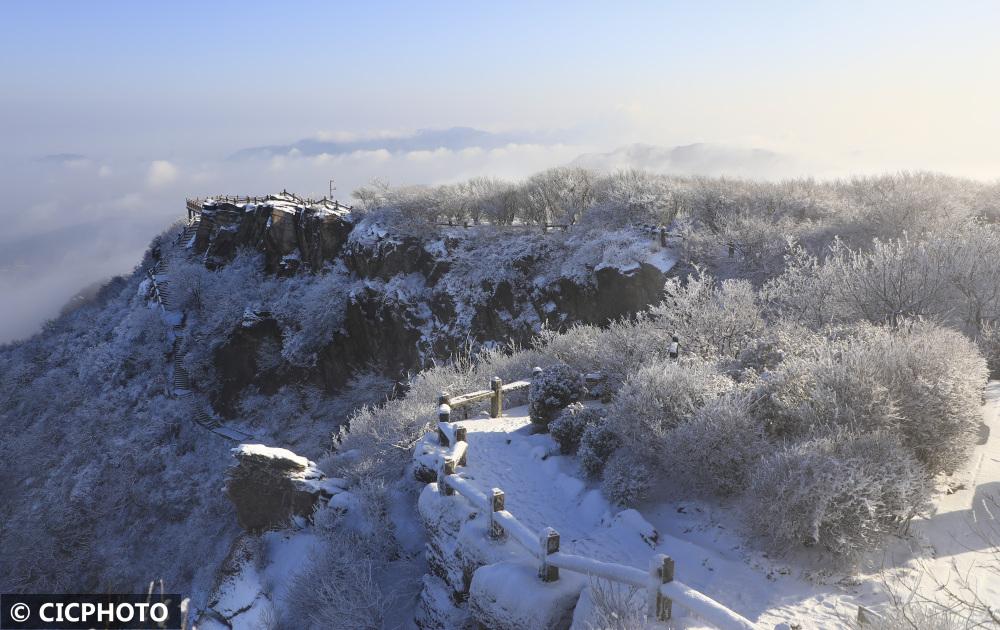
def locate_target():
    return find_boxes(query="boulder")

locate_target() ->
[225,444,337,533]
[469,561,585,630]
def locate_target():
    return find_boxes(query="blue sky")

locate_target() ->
[4,1,998,163]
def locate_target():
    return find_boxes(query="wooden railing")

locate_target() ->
[427,369,757,630]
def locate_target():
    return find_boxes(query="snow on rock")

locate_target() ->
[413,432,449,482]
[232,443,314,469]
[645,248,678,273]
[608,509,660,548]
[199,535,273,629]
[469,560,586,630]
[416,481,539,628]
[415,574,471,630]
[226,443,337,532]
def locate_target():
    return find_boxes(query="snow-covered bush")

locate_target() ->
[978,321,1000,378]
[607,358,733,464]
[870,321,989,473]
[747,429,931,558]
[651,269,765,360]
[578,419,621,478]
[528,363,584,427]
[535,318,671,391]
[601,449,653,507]
[664,394,768,497]
[589,168,679,228]
[549,402,602,454]
[282,531,387,629]
[750,349,898,439]
[583,578,648,630]
[734,321,822,376]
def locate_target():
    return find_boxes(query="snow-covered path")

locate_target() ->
[886,381,1000,619]
[454,406,855,628]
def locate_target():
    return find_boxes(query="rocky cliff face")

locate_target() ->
[189,200,676,414]
[194,195,353,274]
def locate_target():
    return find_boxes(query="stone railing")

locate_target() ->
[424,369,757,630]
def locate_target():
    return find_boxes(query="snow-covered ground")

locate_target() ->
[442,388,1000,629]
[202,383,999,629]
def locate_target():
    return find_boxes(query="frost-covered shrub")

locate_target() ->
[579,419,621,478]
[282,530,387,629]
[734,322,821,375]
[583,578,648,630]
[664,395,768,497]
[747,430,931,558]
[978,321,1000,378]
[535,319,671,391]
[549,402,603,454]
[650,269,765,359]
[874,322,988,473]
[528,363,584,427]
[601,449,653,507]
[751,351,899,439]
[607,358,733,463]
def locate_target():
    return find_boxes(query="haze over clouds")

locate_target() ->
[2,0,999,342]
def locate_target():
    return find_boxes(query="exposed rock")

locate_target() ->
[195,207,675,423]
[195,196,351,272]
[469,561,585,630]
[315,286,427,390]
[415,482,530,629]
[212,315,286,418]
[225,444,338,533]
[343,235,436,280]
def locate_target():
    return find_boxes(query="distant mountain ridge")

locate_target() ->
[231,127,544,160]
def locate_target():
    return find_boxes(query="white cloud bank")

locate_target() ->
[146,160,179,188]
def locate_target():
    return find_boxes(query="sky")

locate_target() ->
[1,0,999,341]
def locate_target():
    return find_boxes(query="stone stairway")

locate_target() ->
[148,217,251,442]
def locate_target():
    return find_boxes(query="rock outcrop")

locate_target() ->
[415,481,586,630]
[225,444,342,533]
[195,195,352,273]
[191,199,677,412]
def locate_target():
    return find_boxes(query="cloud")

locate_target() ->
[146,160,178,187]
[569,142,812,179]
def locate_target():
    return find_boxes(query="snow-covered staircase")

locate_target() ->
[147,215,251,442]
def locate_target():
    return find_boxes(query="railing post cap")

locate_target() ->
[438,392,450,404]
[532,366,543,376]
[438,402,451,414]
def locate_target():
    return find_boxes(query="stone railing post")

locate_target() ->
[438,457,456,496]
[437,393,451,446]
[489,488,505,540]
[490,377,503,418]
[648,554,674,621]
[539,527,560,582]
[455,426,468,466]
[669,335,680,360]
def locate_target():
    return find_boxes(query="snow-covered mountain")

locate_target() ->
[3,170,999,629]
[231,127,557,160]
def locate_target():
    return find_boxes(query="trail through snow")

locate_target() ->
[453,391,1000,629]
